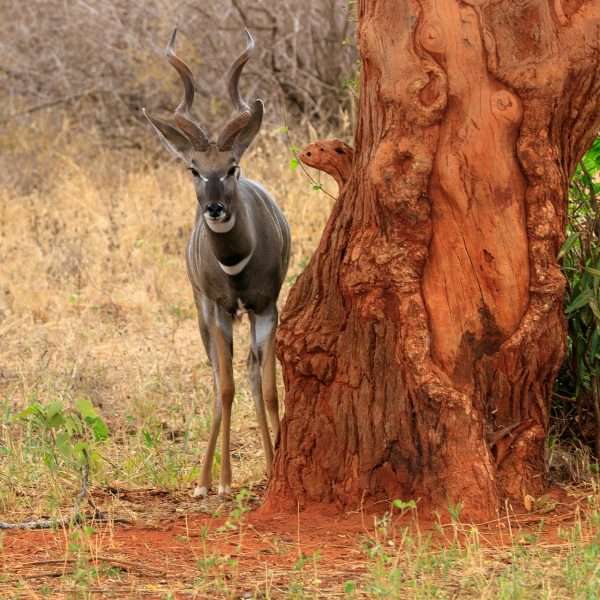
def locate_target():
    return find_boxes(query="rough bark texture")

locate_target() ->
[299,139,354,192]
[266,0,600,521]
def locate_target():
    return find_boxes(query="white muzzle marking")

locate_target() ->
[218,251,254,276]
[205,213,236,233]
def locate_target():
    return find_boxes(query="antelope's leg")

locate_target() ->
[215,306,235,496]
[193,297,234,497]
[261,308,280,444]
[248,306,278,475]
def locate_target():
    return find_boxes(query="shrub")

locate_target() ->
[555,136,600,455]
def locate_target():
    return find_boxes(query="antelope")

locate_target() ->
[143,30,290,497]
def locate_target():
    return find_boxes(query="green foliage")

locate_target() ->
[557,134,600,450]
[16,398,109,474]
[447,501,463,523]
[392,498,418,517]
[289,145,300,172]
[344,579,357,596]
[220,487,253,531]
[342,59,361,95]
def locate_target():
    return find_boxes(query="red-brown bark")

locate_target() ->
[299,139,354,192]
[266,0,600,520]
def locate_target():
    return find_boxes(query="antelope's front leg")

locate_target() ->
[248,305,279,476]
[194,304,234,497]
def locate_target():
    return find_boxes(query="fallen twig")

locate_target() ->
[0,514,84,530]
[12,556,165,577]
[0,511,133,530]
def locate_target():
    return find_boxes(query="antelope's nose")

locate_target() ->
[206,203,226,219]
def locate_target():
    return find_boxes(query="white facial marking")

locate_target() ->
[218,251,254,276]
[204,213,236,233]
[220,166,238,182]
[199,175,208,182]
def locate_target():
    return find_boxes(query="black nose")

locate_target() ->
[207,203,225,218]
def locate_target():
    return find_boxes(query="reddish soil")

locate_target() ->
[0,485,592,597]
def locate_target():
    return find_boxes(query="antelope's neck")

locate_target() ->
[204,204,255,269]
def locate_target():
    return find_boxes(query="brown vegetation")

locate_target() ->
[0,0,356,147]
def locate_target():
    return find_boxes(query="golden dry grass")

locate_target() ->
[0,126,336,518]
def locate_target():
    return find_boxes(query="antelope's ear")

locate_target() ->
[143,109,193,162]
[233,99,263,161]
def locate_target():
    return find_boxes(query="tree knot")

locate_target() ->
[299,139,354,194]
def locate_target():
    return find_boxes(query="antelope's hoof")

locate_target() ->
[218,485,232,496]
[193,485,209,498]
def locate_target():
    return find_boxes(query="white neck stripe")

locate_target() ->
[205,213,236,233]
[218,250,254,276]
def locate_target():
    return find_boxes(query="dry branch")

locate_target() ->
[0,0,357,140]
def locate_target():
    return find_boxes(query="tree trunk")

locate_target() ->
[265,0,600,521]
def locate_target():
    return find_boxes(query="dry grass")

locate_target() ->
[0,125,336,519]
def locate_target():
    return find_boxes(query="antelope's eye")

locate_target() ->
[189,168,208,182]
[228,165,239,178]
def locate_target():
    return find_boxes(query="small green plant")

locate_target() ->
[66,526,99,592]
[343,579,358,596]
[15,398,109,515]
[281,126,338,200]
[287,550,322,599]
[447,501,463,523]
[194,554,237,596]
[219,487,253,532]
[293,550,321,572]
[17,398,109,471]
[392,498,417,516]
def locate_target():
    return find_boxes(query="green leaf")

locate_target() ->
[393,498,417,511]
[16,402,44,421]
[55,431,73,459]
[582,137,600,176]
[74,441,90,458]
[41,401,67,430]
[566,289,594,314]
[75,398,109,441]
[589,299,600,321]
[42,450,56,470]
[63,413,83,436]
[558,232,579,259]
[585,266,600,278]
[344,580,357,594]
[75,398,98,420]
[46,401,64,418]
[89,417,109,442]
[143,430,155,448]
[289,157,299,171]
